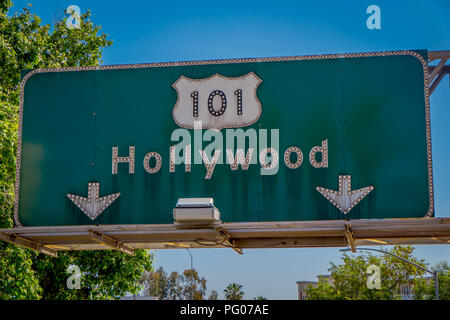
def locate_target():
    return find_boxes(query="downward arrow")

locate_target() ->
[316,175,374,215]
[67,182,120,220]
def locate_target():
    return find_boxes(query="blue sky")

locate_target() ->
[9,0,450,299]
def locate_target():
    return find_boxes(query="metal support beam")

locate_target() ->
[0,218,449,251]
[88,230,135,256]
[1,232,58,257]
[428,58,447,83]
[431,236,450,244]
[429,50,450,61]
[162,242,191,248]
[358,238,387,245]
[428,51,450,94]
[344,225,356,253]
[430,70,447,94]
[216,228,243,254]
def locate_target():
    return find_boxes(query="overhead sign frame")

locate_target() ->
[2,49,449,256]
[13,50,435,226]
[1,218,450,257]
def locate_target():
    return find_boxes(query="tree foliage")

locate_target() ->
[33,250,153,300]
[0,242,41,299]
[182,268,207,300]
[305,246,431,300]
[414,261,450,300]
[208,289,218,300]
[224,283,244,300]
[141,267,208,300]
[0,1,153,299]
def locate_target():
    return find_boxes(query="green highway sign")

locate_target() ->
[15,50,434,226]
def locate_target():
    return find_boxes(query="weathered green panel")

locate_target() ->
[16,50,433,226]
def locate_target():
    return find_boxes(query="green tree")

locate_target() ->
[253,295,267,300]
[305,279,341,300]
[208,289,218,300]
[32,250,152,299]
[0,1,153,299]
[306,246,428,300]
[167,270,183,300]
[224,283,244,300]
[0,0,11,13]
[182,269,207,300]
[141,267,169,299]
[141,267,208,300]
[414,261,450,300]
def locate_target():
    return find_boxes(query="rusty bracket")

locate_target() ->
[88,230,135,256]
[215,227,243,255]
[344,225,357,253]
[428,51,450,94]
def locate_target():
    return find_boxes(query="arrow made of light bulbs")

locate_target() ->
[316,175,374,214]
[67,182,120,220]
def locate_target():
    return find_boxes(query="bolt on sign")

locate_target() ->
[15,50,433,226]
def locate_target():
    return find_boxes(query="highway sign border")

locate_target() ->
[14,50,434,226]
